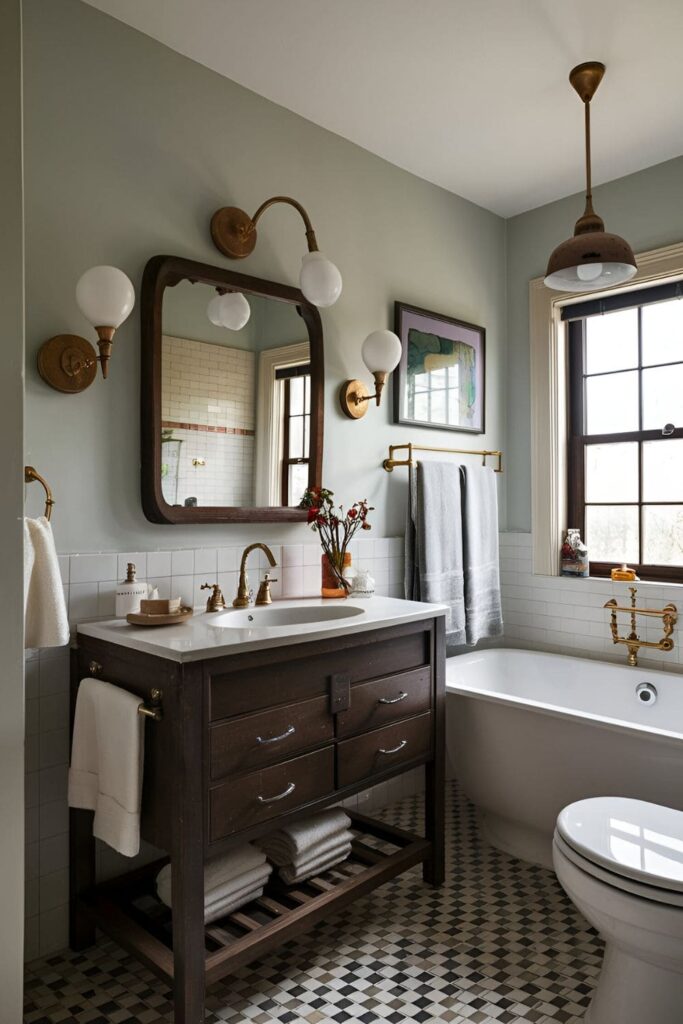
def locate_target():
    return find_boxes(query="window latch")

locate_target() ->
[662,423,675,436]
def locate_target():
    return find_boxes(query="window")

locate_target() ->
[277,364,311,506]
[565,282,683,581]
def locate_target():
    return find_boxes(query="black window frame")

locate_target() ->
[277,363,311,507]
[565,281,683,584]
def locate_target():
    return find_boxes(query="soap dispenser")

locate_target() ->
[115,562,149,617]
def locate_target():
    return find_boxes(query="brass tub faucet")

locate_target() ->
[234,544,278,608]
[604,586,677,667]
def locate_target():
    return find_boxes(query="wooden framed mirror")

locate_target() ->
[141,255,324,524]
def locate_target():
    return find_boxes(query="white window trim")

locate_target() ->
[254,342,309,506]
[530,240,683,576]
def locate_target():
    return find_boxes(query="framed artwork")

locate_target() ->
[393,302,486,434]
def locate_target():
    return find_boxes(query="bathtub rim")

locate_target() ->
[446,647,683,746]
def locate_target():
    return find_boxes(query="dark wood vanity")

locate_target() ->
[70,611,445,1023]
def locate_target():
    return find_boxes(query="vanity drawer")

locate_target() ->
[337,713,432,789]
[336,666,431,738]
[209,745,335,842]
[208,628,429,720]
[210,696,334,779]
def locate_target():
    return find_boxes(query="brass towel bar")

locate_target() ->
[88,661,163,721]
[383,442,503,473]
[24,465,55,520]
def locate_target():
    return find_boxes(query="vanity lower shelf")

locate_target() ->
[78,811,429,985]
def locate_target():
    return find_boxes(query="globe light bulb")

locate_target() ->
[207,292,251,330]
[75,266,135,328]
[361,330,402,374]
[576,262,604,282]
[299,252,342,308]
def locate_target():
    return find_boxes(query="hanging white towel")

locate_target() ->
[68,678,145,857]
[24,517,69,649]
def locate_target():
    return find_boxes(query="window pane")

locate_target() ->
[585,309,638,374]
[288,415,303,458]
[642,298,683,367]
[585,505,639,562]
[585,443,639,502]
[643,440,683,501]
[643,505,683,566]
[585,371,639,434]
[288,462,309,507]
[289,375,304,416]
[642,364,683,430]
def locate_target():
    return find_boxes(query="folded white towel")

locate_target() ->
[259,808,351,862]
[261,828,353,869]
[204,886,266,924]
[279,841,352,885]
[68,678,144,857]
[24,517,69,650]
[156,857,271,909]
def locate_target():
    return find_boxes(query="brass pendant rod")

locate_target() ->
[584,98,592,208]
[250,196,319,252]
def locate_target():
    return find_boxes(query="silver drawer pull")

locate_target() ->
[378,739,407,755]
[256,725,296,745]
[378,691,408,705]
[257,781,296,804]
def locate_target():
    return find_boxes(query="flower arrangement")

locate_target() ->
[300,486,373,591]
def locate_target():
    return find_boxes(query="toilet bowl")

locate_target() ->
[553,797,683,1024]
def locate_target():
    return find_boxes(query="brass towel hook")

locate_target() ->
[24,465,55,520]
[138,688,163,722]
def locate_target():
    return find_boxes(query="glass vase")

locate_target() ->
[321,552,351,599]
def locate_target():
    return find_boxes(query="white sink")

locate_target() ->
[211,603,366,629]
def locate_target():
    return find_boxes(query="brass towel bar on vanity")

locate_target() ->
[383,442,503,473]
[24,465,55,520]
[88,661,163,721]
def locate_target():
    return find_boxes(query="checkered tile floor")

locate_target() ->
[24,783,603,1023]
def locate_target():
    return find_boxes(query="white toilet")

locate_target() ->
[553,797,683,1024]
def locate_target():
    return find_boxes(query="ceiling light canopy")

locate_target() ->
[544,62,637,293]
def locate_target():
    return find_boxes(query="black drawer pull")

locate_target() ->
[257,781,296,804]
[378,739,407,755]
[256,725,296,745]
[378,691,408,705]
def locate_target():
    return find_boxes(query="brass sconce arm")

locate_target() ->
[340,371,388,417]
[211,196,319,260]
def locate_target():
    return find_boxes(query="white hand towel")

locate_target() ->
[279,841,352,885]
[68,678,145,857]
[258,808,351,862]
[460,465,503,645]
[155,856,271,908]
[24,517,69,649]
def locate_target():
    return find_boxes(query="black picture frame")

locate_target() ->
[393,302,486,435]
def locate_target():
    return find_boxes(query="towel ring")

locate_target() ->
[25,466,55,521]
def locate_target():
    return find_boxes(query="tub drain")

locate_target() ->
[636,682,657,705]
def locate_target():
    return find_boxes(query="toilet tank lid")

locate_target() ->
[557,797,683,893]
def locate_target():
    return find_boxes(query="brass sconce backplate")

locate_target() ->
[339,379,370,419]
[37,334,98,394]
[211,207,258,260]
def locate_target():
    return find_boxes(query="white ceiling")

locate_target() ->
[83,0,683,217]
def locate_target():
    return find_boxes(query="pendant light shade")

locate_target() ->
[544,62,637,293]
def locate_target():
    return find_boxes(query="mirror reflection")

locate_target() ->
[160,280,311,509]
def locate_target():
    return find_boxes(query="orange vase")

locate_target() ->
[321,552,351,599]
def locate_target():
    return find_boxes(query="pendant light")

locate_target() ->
[544,62,637,292]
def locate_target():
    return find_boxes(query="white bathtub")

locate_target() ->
[446,648,683,869]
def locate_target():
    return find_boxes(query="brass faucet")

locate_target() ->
[234,544,277,608]
[255,572,278,606]
[201,582,226,612]
[604,586,677,666]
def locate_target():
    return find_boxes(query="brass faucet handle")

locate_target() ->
[201,582,226,612]
[255,572,278,606]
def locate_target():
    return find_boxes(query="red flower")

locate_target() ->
[347,508,358,520]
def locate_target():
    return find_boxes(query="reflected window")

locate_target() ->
[566,284,683,582]
[277,364,311,507]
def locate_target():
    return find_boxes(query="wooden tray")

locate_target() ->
[126,606,194,627]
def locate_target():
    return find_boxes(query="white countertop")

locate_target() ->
[76,596,447,663]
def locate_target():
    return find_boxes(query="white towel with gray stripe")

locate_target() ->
[460,465,503,645]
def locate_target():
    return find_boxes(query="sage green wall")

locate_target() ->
[0,0,25,1010]
[23,0,507,553]
[506,156,683,530]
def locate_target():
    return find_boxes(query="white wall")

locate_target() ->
[0,0,26,1014]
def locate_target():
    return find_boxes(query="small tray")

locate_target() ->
[126,606,194,627]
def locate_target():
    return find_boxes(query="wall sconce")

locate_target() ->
[37,265,135,393]
[207,289,251,330]
[339,329,402,419]
[211,196,342,308]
